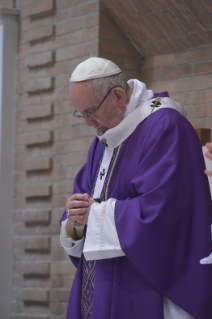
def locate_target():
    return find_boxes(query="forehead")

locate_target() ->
[69,81,98,112]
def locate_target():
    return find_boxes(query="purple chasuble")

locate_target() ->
[60,93,212,319]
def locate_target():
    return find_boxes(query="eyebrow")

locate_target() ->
[83,103,99,113]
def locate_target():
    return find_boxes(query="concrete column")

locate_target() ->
[0,6,19,319]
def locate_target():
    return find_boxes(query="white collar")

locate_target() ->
[124,79,153,118]
[96,80,186,152]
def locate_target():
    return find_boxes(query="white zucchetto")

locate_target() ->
[69,57,122,82]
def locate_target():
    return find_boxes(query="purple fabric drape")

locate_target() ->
[60,102,212,319]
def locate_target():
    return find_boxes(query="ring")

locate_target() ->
[66,208,70,216]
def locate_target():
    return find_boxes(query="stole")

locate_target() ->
[81,144,122,319]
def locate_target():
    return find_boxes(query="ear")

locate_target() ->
[113,87,126,108]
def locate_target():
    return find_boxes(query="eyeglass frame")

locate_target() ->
[73,86,117,120]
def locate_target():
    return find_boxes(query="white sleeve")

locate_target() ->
[83,198,125,261]
[200,224,212,264]
[60,219,84,258]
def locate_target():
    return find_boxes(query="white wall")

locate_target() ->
[0,7,19,319]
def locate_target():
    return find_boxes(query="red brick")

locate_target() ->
[79,124,96,137]
[55,73,70,88]
[23,0,54,18]
[50,302,64,315]
[174,76,209,92]
[21,104,53,120]
[71,1,99,18]
[12,316,49,319]
[185,105,208,119]
[51,235,61,248]
[39,141,68,156]
[56,0,85,9]
[54,127,79,142]
[26,25,54,43]
[142,69,160,84]
[176,47,210,64]
[51,262,76,276]
[22,209,51,224]
[22,262,50,276]
[41,88,69,104]
[67,165,83,179]
[160,65,192,81]
[99,40,139,56]
[27,51,54,68]
[123,56,142,70]
[193,62,212,76]
[147,81,175,94]
[53,181,74,194]
[25,77,54,93]
[0,0,13,6]
[70,27,98,45]
[54,152,87,167]
[85,13,99,28]
[56,44,84,62]
[65,276,74,289]
[24,131,53,146]
[190,119,212,130]
[21,288,49,302]
[24,157,51,171]
[51,289,70,302]
[144,54,175,69]
[56,17,84,36]
[55,101,75,115]
[170,92,192,105]
[123,69,141,81]
[24,184,52,198]
[192,90,212,105]
[69,137,93,152]
[17,94,41,107]
[84,40,99,55]
[23,236,50,252]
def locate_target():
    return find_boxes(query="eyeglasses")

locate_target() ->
[73,87,116,120]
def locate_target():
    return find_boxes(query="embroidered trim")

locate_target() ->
[112,208,120,250]
[99,202,107,250]
[105,144,122,201]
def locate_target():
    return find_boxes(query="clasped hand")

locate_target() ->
[66,193,96,227]
[205,143,212,177]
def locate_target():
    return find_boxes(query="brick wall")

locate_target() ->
[143,46,212,140]
[12,1,143,318]
[98,2,142,80]
[13,0,99,318]
[9,0,212,318]
[0,0,14,7]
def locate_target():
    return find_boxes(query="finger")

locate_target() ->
[67,200,89,210]
[205,143,212,151]
[68,214,84,224]
[204,169,212,177]
[68,207,87,216]
[69,193,90,202]
[204,151,212,161]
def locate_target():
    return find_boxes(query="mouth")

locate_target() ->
[95,126,103,132]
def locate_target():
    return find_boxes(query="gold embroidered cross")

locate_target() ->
[151,98,161,113]
[101,139,109,148]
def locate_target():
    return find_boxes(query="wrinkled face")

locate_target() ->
[69,81,129,134]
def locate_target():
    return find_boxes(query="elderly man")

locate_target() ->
[60,57,212,319]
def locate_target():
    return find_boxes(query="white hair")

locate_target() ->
[90,73,129,96]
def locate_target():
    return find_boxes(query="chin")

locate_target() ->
[96,126,108,134]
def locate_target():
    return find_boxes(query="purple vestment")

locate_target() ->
[60,104,212,318]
